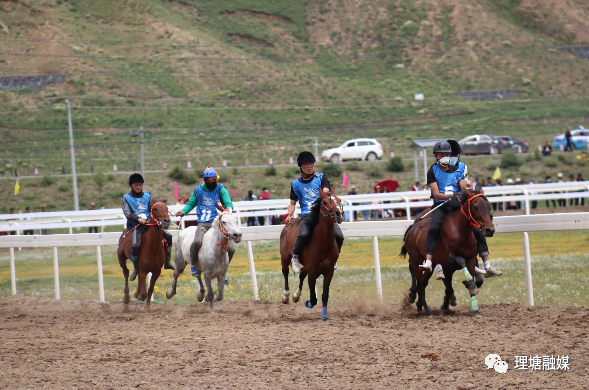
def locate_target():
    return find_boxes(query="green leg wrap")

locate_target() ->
[462,267,473,281]
[470,295,479,311]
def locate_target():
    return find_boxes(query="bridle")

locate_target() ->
[320,193,343,222]
[147,201,167,227]
[216,202,232,252]
[460,193,488,229]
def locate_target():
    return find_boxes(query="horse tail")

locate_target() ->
[399,243,408,258]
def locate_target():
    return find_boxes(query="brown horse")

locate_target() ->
[280,188,343,321]
[118,201,171,307]
[400,188,494,317]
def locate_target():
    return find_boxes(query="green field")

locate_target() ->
[1,229,588,307]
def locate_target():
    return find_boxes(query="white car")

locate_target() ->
[321,138,383,163]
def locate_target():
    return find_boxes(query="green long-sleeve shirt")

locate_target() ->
[181,184,233,215]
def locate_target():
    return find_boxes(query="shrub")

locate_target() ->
[322,163,342,178]
[265,165,277,176]
[575,158,587,167]
[180,172,198,185]
[543,158,558,168]
[345,160,361,171]
[40,176,55,187]
[533,150,541,161]
[365,164,382,178]
[168,166,184,181]
[500,150,521,168]
[57,183,70,192]
[386,157,404,172]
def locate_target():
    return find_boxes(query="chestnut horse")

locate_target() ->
[400,188,494,317]
[280,188,343,321]
[117,201,171,307]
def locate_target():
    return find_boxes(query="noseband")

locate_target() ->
[216,212,232,252]
[148,201,167,227]
[460,193,488,229]
[320,193,343,222]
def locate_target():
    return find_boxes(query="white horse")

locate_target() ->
[166,209,242,312]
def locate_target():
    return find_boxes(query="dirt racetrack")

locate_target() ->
[1,295,587,389]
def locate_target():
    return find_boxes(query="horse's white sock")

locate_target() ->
[484,260,491,270]
[435,264,443,272]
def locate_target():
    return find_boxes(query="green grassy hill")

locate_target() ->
[1,0,589,211]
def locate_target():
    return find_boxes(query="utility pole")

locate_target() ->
[66,99,79,211]
[140,126,144,177]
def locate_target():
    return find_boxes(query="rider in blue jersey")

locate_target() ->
[175,168,234,277]
[446,139,502,278]
[122,173,174,281]
[284,151,344,273]
[419,141,467,280]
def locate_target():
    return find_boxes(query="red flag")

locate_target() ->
[342,172,348,187]
[174,182,180,201]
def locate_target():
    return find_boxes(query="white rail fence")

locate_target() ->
[1,213,588,306]
[2,182,589,233]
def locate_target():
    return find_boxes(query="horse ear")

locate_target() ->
[464,188,472,197]
[475,183,484,194]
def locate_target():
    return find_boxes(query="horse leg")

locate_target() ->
[456,256,478,295]
[166,244,187,299]
[204,274,215,313]
[119,253,131,304]
[474,259,484,289]
[304,273,318,309]
[136,270,148,301]
[320,271,334,321]
[414,266,431,316]
[292,269,307,303]
[145,269,160,310]
[406,264,417,304]
[441,271,456,312]
[281,266,290,304]
[214,275,225,302]
[196,273,206,302]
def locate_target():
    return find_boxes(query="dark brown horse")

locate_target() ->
[280,188,343,321]
[400,188,494,317]
[118,201,171,307]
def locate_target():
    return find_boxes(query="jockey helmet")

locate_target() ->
[204,167,217,178]
[128,173,144,185]
[297,151,316,166]
[432,141,452,155]
[447,139,462,156]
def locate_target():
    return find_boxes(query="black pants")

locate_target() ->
[89,226,98,233]
[292,213,344,256]
[425,201,454,256]
[472,226,489,257]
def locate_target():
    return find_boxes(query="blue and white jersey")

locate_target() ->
[431,165,463,205]
[194,184,223,223]
[123,191,151,229]
[292,173,324,215]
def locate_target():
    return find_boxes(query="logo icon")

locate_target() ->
[485,354,509,374]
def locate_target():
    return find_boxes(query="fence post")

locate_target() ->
[246,241,259,301]
[372,236,383,302]
[53,247,61,300]
[10,247,16,295]
[96,246,105,303]
[521,232,534,306]
[402,196,411,220]
[523,189,530,215]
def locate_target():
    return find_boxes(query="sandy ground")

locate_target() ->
[0,295,587,389]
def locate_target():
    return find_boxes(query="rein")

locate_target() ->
[215,202,231,252]
[120,201,166,241]
[460,193,487,228]
[320,193,343,222]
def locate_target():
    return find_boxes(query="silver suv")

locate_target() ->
[321,138,383,162]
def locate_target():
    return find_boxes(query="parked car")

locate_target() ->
[321,138,383,162]
[494,136,529,153]
[458,134,506,155]
[552,126,589,150]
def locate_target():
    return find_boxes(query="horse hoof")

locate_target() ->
[449,299,457,307]
[166,289,175,299]
[321,316,330,321]
[305,300,315,309]
[123,295,130,304]
[197,292,205,302]
[292,290,301,303]
[469,287,479,296]
[474,310,483,318]
[282,294,290,304]
[406,291,416,304]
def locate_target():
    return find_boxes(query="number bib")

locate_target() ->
[194,184,223,223]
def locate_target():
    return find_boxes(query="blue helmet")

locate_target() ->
[204,168,217,178]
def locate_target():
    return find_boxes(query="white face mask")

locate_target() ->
[438,156,450,166]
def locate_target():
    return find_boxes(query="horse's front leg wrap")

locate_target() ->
[470,295,479,311]
[462,267,473,282]
[321,306,328,321]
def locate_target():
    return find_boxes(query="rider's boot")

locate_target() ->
[164,249,174,270]
[130,258,139,281]
[474,266,487,275]
[484,266,503,278]
[435,264,445,280]
[291,254,301,274]
[419,257,432,272]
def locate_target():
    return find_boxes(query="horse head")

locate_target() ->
[150,201,170,229]
[461,188,495,237]
[216,208,243,243]
[319,187,343,224]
